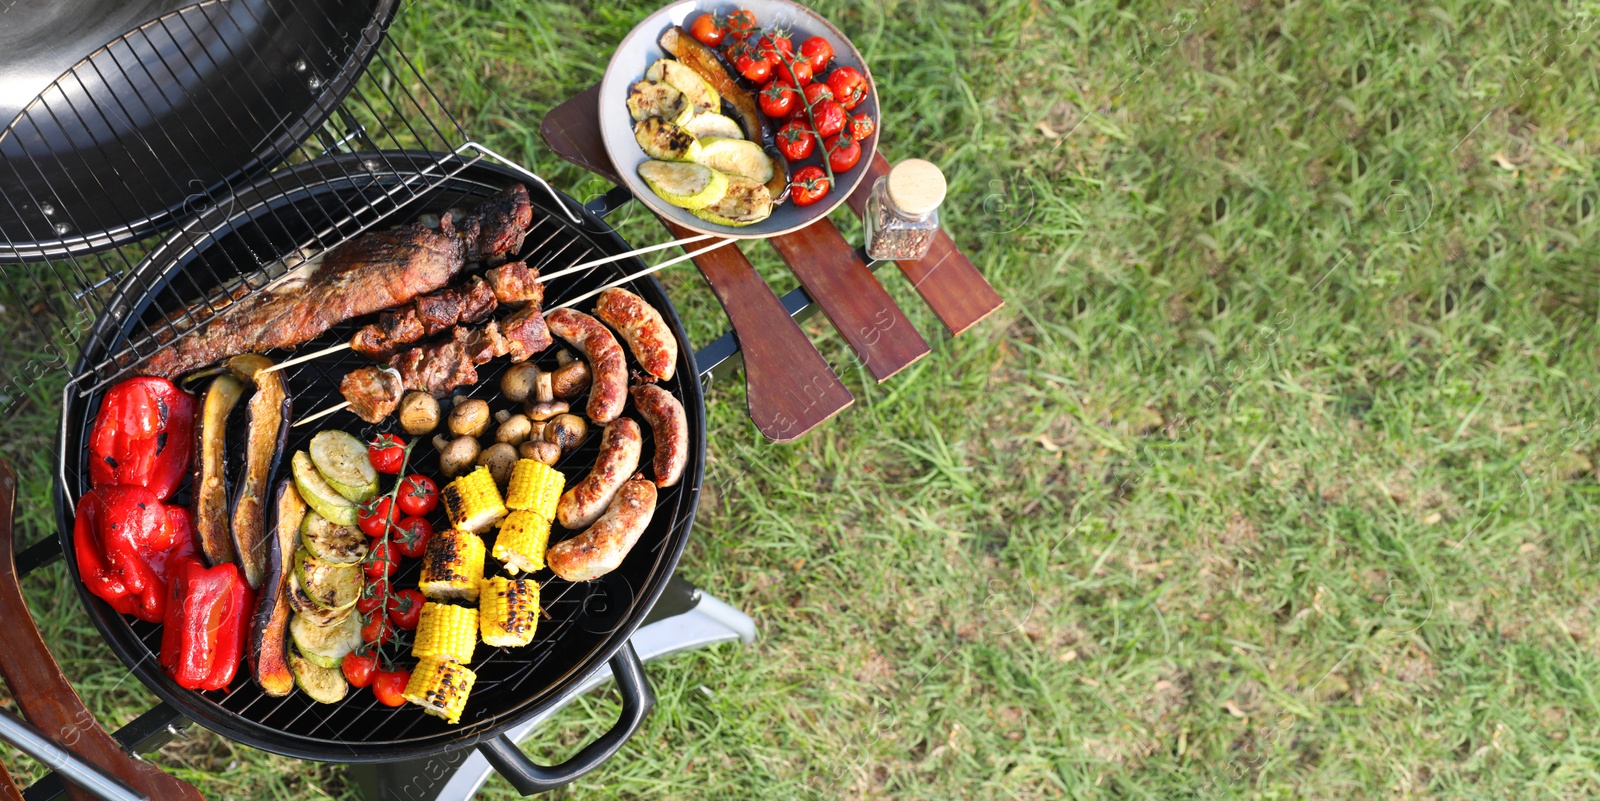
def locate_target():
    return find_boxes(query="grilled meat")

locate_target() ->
[485,260,545,307]
[349,261,546,360]
[341,306,553,423]
[136,185,534,379]
[340,366,404,423]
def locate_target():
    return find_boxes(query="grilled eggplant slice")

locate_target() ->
[194,373,246,567]
[627,79,688,123]
[695,137,773,183]
[226,354,289,589]
[251,479,304,697]
[692,175,774,226]
[634,118,701,162]
[638,161,728,210]
[645,58,720,114]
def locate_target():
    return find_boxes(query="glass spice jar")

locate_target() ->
[865,159,946,261]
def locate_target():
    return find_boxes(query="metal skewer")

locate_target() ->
[289,238,739,427]
[260,234,727,377]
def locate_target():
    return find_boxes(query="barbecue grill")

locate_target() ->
[0,1,732,795]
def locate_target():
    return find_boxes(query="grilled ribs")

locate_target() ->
[341,306,553,423]
[136,185,534,379]
[349,260,547,360]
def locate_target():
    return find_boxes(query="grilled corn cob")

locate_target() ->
[419,529,486,602]
[403,656,477,725]
[492,510,551,574]
[411,602,479,664]
[504,459,564,518]
[479,576,539,647]
[442,466,508,534]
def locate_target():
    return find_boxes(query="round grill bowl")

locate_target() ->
[53,153,704,765]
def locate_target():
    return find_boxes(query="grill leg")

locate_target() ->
[347,574,755,801]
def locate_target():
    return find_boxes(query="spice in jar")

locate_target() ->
[865,158,946,261]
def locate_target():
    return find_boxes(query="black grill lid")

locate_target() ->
[0,0,396,262]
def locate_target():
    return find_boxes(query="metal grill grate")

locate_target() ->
[52,156,702,758]
[0,0,577,394]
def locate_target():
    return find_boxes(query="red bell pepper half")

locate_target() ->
[74,484,181,622]
[89,377,195,501]
[159,556,254,692]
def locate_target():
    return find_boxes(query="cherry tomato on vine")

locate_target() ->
[358,496,396,538]
[825,134,862,172]
[734,50,773,84]
[725,9,758,39]
[357,576,390,615]
[387,588,425,630]
[689,12,725,46]
[397,474,438,517]
[802,82,833,107]
[776,57,812,87]
[372,669,411,707]
[364,537,399,579]
[777,120,816,161]
[799,36,834,74]
[393,515,434,559]
[827,67,868,110]
[757,31,793,59]
[361,610,394,646]
[849,113,876,142]
[810,99,846,138]
[367,433,405,474]
[791,166,831,207]
[759,79,799,118]
[342,648,378,688]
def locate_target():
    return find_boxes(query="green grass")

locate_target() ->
[5,0,1600,797]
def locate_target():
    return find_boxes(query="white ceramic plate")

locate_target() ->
[598,0,880,239]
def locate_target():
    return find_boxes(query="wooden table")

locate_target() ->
[541,85,1002,442]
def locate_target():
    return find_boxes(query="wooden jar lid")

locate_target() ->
[886,159,947,216]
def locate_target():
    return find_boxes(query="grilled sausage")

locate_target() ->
[629,384,688,488]
[556,418,641,530]
[594,287,677,382]
[548,477,658,582]
[545,308,627,423]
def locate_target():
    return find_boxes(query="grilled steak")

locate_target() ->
[136,185,534,378]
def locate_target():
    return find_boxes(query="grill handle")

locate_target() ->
[477,642,655,795]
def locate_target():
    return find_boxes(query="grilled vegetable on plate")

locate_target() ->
[600,0,881,236]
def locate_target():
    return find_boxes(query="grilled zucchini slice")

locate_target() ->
[692,175,773,226]
[683,112,743,141]
[291,451,358,526]
[300,511,368,564]
[694,137,773,183]
[290,651,348,703]
[638,161,728,210]
[644,58,720,115]
[290,611,361,669]
[308,430,378,503]
[634,118,701,162]
[294,548,361,610]
[627,80,689,124]
[287,573,353,626]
